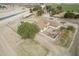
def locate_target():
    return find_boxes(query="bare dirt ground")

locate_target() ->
[35,32,71,56]
[0,14,48,56]
[0,9,72,56]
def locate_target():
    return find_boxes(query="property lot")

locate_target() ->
[43,27,59,39]
[0,14,48,56]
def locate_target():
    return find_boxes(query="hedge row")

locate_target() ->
[64,12,79,19]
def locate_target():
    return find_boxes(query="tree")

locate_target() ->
[0,5,1,8]
[29,8,33,13]
[50,8,56,16]
[33,5,42,11]
[46,5,63,16]
[75,14,79,19]
[36,9,44,16]
[2,6,6,9]
[17,22,39,39]
[45,5,52,12]
[56,5,62,11]
[67,26,75,33]
[60,27,66,31]
[33,5,44,16]
[64,12,75,18]
[56,5,63,13]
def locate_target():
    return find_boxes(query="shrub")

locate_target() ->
[75,14,79,19]
[33,5,44,16]
[50,8,56,16]
[60,27,66,31]
[33,5,42,11]
[45,5,52,12]
[57,5,62,10]
[67,26,75,33]
[17,22,39,39]
[36,9,44,16]
[59,26,75,48]
[64,12,75,18]
[29,8,33,13]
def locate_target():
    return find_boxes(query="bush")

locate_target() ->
[17,22,39,39]
[37,9,44,16]
[59,26,75,48]
[29,8,33,13]
[67,26,75,33]
[64,12,75,18]
[33,5,44,16]
[57,5,62,11]
[33,5,42,11]
[45,5,52,12]
[75,14,79,19]
[60,27,66,31]
[50,8,56,16]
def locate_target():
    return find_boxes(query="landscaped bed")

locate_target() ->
[57,26,76,48]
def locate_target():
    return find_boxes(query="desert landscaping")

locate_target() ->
[0,3,78,56]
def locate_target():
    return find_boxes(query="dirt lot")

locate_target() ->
[0,15,48,56]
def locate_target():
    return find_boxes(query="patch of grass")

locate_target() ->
[51,3,79,12]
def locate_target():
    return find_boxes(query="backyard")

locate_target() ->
[57,26,76,48]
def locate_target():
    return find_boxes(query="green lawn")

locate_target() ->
[51,3,79,12]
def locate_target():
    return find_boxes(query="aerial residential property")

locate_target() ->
[0,3,79,56]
